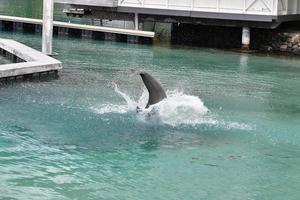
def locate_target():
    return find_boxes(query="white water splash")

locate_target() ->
[90,84,147,115]
[90,84,254,130]
[91,104,128,114]
[141,91,210,126]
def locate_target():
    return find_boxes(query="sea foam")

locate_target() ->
[90,84,254,130]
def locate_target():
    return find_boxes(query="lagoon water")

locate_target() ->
[1,1,300,199]
[0,30,299,200]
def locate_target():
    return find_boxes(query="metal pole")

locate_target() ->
[134,13,138,30]
[42,0,54,55]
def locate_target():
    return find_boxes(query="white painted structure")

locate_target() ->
[55,0,300,22]
[0,39,62,78]
[119,0,300,16]
[42,0,54,55]
[0,15,154,37]
[54,0,300,48]
[242,27,250,49]
[134,13,138,30]
[277,0,300,15]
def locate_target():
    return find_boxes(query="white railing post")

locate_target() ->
[42,0,54,55]
[273,0,278,15]
[284,0,288,15]
[134,12,139,30]
[190,0,194,10]
[294,0,298,14]
[243,0,246,13]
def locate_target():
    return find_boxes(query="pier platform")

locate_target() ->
[0,39,62,79]
[0,15,155,38]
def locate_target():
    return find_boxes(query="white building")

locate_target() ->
[54,0,300,48]
[55,0,300,22]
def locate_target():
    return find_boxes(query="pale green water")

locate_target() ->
[0,30,299,200]
[1,1,300,199]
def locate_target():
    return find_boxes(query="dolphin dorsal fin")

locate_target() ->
[139,72,167,108]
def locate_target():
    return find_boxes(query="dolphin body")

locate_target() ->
[139,72,167,108]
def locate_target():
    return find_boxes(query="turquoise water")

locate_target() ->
[0,30,300,199]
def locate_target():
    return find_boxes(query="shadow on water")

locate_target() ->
[0,72,60,87]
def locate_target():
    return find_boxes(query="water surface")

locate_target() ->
[0,30,299,199]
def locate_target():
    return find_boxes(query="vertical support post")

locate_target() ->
[294,0,298,14]
[190,0,194,10]
[242,27,250,50]
[134,13,139,30]
[42,0,54,55]
[272,0,277,16]
[284,0,288,15]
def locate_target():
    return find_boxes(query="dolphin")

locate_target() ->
[139,72,167,108]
